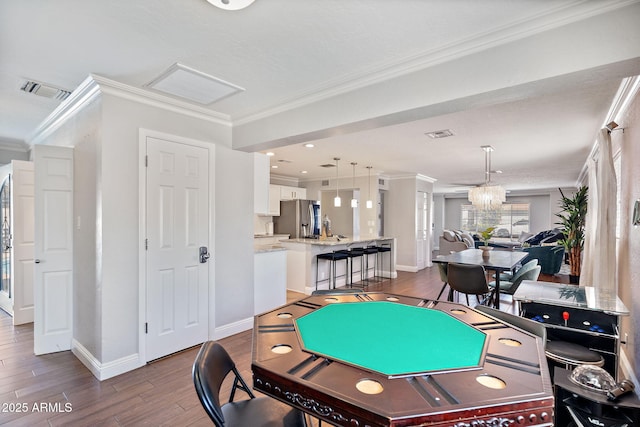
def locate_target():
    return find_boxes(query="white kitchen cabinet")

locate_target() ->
[269,184,281,216]
[254,249,287,315]
[254,153,270,215]
[280,185,307,200]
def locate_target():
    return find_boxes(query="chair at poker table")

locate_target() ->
[192,341,308,427]
[446,263,493,306]
[474,306,605,374]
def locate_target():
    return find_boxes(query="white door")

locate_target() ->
[12,160,35,325]
[145,136,209,361]
[34,146,74,355]
[416,191,429,270]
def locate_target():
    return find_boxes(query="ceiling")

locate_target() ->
[1,0,639,193]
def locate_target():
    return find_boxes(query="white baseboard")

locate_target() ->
[213,317,253,340]
[72,339,143,381]
[396,264,418,273]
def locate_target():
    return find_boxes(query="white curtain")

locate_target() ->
[581,128,617,297]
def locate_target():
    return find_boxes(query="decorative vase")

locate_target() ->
[480,245,492,259]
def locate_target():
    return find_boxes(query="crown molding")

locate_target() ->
[28,74,232,146]
[235,0,636,126]
[91,74,232,125]
[0,137,29,153]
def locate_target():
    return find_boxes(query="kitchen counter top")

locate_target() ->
[282,236,394,246]
[254,244,287,253]
[253,233,290,239]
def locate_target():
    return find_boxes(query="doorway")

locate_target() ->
[143,133,212,362]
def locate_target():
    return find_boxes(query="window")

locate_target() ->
[461,203,530,237]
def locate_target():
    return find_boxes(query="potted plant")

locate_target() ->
[479,226,496,258]
[479,226,496,247]
[555,186,588,283]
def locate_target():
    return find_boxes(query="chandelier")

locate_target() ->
[468,145,505,210]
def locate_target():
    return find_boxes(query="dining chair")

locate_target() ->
[436,263,449,300]
[192,341,307,427]
[495,258,538,282]
[446,263,492,306]
[489,264,541,296]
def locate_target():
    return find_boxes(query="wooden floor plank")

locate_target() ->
[0,266,565,425]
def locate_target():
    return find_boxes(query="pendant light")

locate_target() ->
[468,145,505,210]
[366,166,373,209]
[334,157,341,207]
[350,162,358,208]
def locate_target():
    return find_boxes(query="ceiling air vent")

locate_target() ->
[319,164,336,168]
[321,180,330,186]
[20,80,72,101]
[425,129,454,139]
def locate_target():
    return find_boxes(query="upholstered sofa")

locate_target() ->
[521,245,565,275]
[439,230,474,255]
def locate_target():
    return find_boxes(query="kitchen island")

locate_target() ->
[279,237,396,294]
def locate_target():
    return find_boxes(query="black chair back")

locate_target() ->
[192,341,254,426]
[447,263,490,295]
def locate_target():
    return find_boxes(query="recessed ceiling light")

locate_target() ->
[271,165,278,169]
[425,129,455,139]
[301,170,308,174]
[266,152,275,156]
[304,143,314,148]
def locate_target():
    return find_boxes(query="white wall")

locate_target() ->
[33,78,256,378]
[386,177,418,271]
[616,87,640,379]
[214,148,254,326]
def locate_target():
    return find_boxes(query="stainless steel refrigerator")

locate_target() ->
[274,200,320,238]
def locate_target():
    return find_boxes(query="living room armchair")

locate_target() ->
[521,245,565,275]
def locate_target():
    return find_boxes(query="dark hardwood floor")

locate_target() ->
[0,266,567,426]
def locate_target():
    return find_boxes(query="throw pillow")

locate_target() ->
[443,230,456,242]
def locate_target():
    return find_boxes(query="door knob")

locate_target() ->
[199,247,210,263]
[35,259,41,264]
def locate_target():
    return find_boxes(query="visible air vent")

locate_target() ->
[425,129,454,139]
[321,180,330,186]
[20,80,71,101]
[277,159,292,163]
[319,164,336,168]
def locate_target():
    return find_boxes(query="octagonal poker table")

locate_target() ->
[252,292,554,427]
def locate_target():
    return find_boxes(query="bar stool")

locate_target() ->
[336,248,365,287]
[374,243,392,279]
[315,251,350,290]
[362,246,379,283]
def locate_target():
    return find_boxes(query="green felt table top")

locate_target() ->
[295,301,487,377]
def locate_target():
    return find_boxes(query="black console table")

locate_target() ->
[513,281,629,378]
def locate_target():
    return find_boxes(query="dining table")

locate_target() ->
[433,248,528,309]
